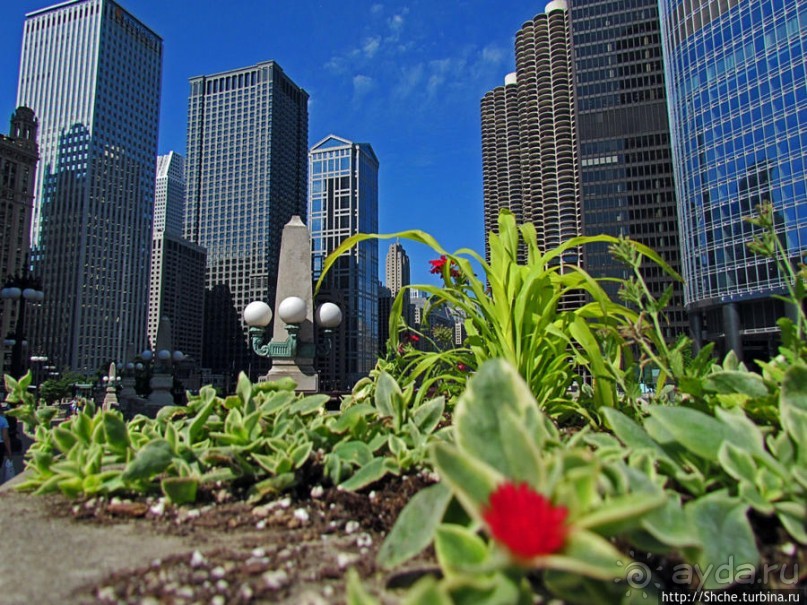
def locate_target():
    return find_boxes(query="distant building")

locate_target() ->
[481,0,584,308]
[184,61,309,380]
[378,284,392,355]
[153,152,185,236]
[147,233,206,363]
[147,152,205,364]
[569,0,687,341]
[309,135,379,391]
[17,0,162,373]
[385,241,411,330]
[660,0,807,361]
[0,106,39,348]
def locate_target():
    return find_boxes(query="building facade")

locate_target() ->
[147,233,206,363]
[184,61,308,379]
[384,241,411,331]
[659,0,807,360]
[309,135,379,391]
[0,107,39,348]
[153,151,185,236]
[17,0,162,373]
[147,151,205,363]
[481,0,584,296]
[569,0,687,341]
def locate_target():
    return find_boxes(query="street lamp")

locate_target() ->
[1,274,44,379]
[244,299,342,360]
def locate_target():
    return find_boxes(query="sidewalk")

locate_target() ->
[0,474,191,605]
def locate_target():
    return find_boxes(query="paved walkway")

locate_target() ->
[0,473,190,605]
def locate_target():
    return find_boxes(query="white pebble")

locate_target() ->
[190,550,206,568]
[96,586,116,602]
[239,584,254,600]
[368,490,377,500]
[256,520,267,530]
[210,566,226,579]
[323,585,335,598]
[211,596,226,605]
[356,533,373,548]
[262,569,290,590]
[345,520,360,534]
[216,579,229,591]
[251,548,266,558]
[337,552,360,569]
[310,485,324,498]
[294,508,310,522]
[149,500,165,516]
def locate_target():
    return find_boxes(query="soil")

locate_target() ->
[0,471,435,605]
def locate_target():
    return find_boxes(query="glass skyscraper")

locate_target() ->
[184,61,308,379]
[17,0,162,373]
[570,0,687,341]
[660,0,807,359]
[309,135,379,390]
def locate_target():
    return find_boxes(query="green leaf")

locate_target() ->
[289,394,329,415]
[339,457,395,491]
[330,404,375,433]
[122,439,174,482]
[435,524,488,575]
[431,441,501,518]
[455,359,542,480]
[575,492,666,536]
[289,441,312,469]
[684,492,759,589]
[781,364,807,462]
[375,372,400,419]
[400,576,452,605]
[647,406,763,462]
[774,501,807,544]
[541,529,627,581]
[640,495,702,549]
[704,371,769,397]
[413,397,445,435]
[235,372,252,405]
[332,441,374,467]
[377,482,452,569]
[717,442,756,484]
[52,427,78,453]
[186,396,217,443]
[602,408,673,464]
[161,476,198,504]
[345,568,381,605]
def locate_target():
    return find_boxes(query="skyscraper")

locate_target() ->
[184,61,308,378]
[0,107,39,349]
[659,0,807,360]
[17,0,162,373]
[148,152,205,363]
[569,0,687,341]
[481,0,584,282]
[385,242,410,298]
[153,152,185,236]
[309,135,379,390]
[381,242,411,352]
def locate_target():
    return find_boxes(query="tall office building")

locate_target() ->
[659,0,807,360]
[17,0,162,373]
[385,242,410,297]
[0,107,39,348]
[569,0,687,340]
[147,151,205,363]
[184,61,308,378]
[309,135,379,391]
[481,0,584,284]
[153,152,184,236]
[380,242,411,352]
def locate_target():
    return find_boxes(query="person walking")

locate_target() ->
[0,405,14,483]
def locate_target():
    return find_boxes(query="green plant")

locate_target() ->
[319,210,675,423]
[320,370,452,490]
[373,359,671,604]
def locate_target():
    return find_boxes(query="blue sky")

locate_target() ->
[0,1,535,284]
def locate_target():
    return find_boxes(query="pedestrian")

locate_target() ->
[0,404,14,482]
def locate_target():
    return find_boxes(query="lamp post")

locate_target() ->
[1,274,44,379]
[143,316,184,407]
[101,362,122,411]
[241,215,343,393]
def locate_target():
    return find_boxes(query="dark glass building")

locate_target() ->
[660,0,807,360]
[569,0,687,341]
[184,61,309,380]
[309,135,379,391]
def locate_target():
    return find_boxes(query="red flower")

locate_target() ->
[409,334,420,342]
[457,363,469,372]
[482,482,568,560]
[429,256,448,274]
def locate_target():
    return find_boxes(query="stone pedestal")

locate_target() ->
[147,374,174,407]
